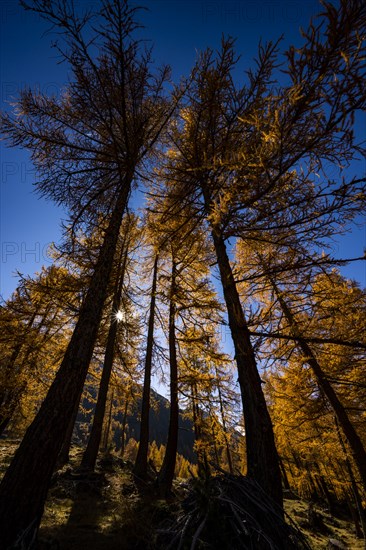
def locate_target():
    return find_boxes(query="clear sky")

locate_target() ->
[1,0,365,299]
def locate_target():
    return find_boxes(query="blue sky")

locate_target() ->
[0,0,365,299]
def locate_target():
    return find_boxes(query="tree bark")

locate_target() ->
[134,253,159,479]
[80,243,128,471]
[0,184,131,549]
[157,258,179,497]
[210,229,283,507]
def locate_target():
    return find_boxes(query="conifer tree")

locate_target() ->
[81,214,139,471]
[134,251,160,479]
[161,0,365,505]
[0,0,174,545]
[0,266,78,436]
[236,239,366,495]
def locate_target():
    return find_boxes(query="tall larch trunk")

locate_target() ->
[80,242,128,471]
[210,228,283,506]
[0,183,131,549]
[271,277,366,495]
[157,258,179,497]
[199,180,282,506]
[134,253,159,479]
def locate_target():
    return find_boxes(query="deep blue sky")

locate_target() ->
[1,0,365,299]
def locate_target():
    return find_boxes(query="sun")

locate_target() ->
[115,310,124,322]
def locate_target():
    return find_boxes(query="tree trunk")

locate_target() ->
[312,461,335,514]
[80,243,128,471]
[0,310,42,436]
[335,417,366,542]
[120,397,129,457]
[134,253,159,479]
[102,387,115,452]
[0,184,131,549]
[57,398,81,468]
[271,279,366,495]
[215,371,234,475]
[191,382,209,478]
[157,258,179,497]
[210,229,283,507]
[0,416,11,437]
[279,456,291,492]
[210,417,221,469]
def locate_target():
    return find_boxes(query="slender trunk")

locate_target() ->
[307,471,320,500]
[283,455,295,482]
[191,383,209,478]
[271,279,366,494]
[0,387,25,438]
[215,371,234,475]
[346,492,364,540]
[0,416,11,436]
[211,230,282,506]
[57,398,81,468]
[134,253,159,479]
[3,309,38,378]
[0,184,131,549]
[120,397,129,457]
[312,460,336,514]
[80,243,128,471]
[102,387,115,452]
[0,310,42,436]
[291,448,302,471]
[158,259,179,497]
[210,417,221,468]
[279,457,291,491]
[335,417,366,543]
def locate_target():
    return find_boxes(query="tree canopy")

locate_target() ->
[0,0,365,548]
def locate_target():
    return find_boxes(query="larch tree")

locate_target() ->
[235,240,366,534]
[161,0,365,506]
[179,326,240,477]
[150,194,220,495]
[235,239,366,496]
[264,349,366,540]
[157,244,180,497]
[0,0,176,545]
[269,273,366,494]
[133,249,160,480]
[80,213,140,471]
[161,39,284,505]
[0,265,78,436]
[133,207,170,481]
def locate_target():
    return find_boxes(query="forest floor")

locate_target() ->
[0,440,364,549]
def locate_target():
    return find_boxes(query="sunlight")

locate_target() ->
[115,309,124,322]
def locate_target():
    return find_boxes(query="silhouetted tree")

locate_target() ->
[0,0,174,545]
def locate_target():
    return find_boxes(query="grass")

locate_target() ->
[284,497,365,550]
[1,439,364,549]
